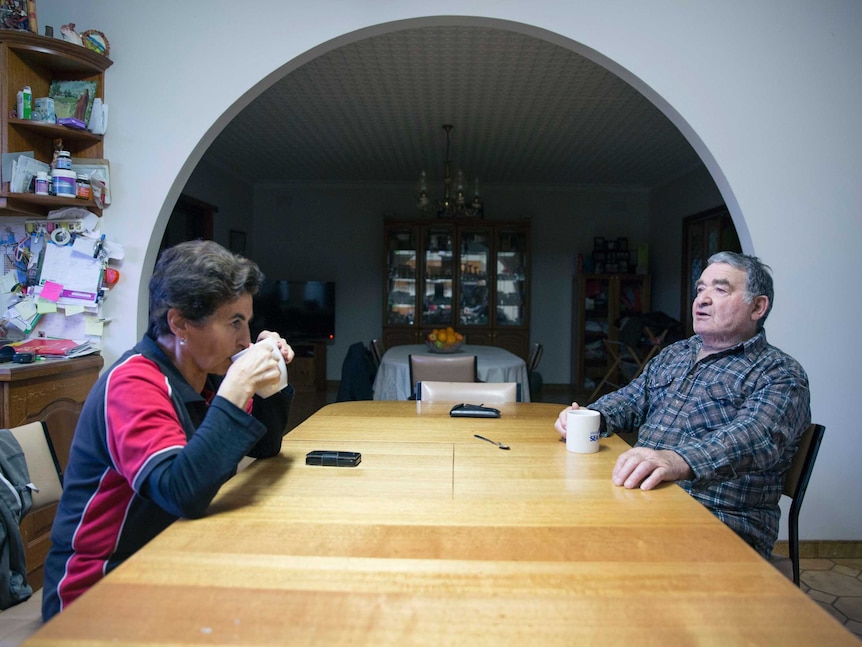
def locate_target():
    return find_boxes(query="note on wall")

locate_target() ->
[37,242,102,304]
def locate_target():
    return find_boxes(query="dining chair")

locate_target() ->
[1,422,61,616]
[589,321,668,402]
[8,421,63,512]
[527,342,543,399]
[408,354,477,399]
[370,339,386,369]
[416,380,521,403]
[527,342,543,373]
[782,422,825,586]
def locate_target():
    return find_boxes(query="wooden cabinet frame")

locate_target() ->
[1,31,112,217]
[382,219,531,359]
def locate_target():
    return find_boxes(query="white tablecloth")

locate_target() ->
[372,344,531,401]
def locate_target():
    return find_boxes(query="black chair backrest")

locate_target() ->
[783,423,825,501]
[370,339,385,368]
[782,422,825,586]
[527,342,543,372]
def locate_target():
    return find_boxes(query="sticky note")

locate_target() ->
[37,301,58,313]
[85,318,104,336]
[0,272,17,293]
[40,281,64,302]
[16,300,37,320]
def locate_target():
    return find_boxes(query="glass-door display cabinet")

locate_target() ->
[382,219,530,359]
[422,226,455,329]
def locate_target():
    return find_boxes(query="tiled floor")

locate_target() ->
[771,556,862,641]
[2,384,859,645]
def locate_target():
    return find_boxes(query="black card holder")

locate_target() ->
[449,403,501,418]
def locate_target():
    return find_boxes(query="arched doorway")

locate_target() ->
[166,17,739,386]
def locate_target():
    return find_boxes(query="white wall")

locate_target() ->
[35,1,862,541]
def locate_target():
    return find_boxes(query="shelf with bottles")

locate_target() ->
[1,31,112,217]
[573,273,651,392]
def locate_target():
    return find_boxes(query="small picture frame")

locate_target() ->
[229,230,247,255]
[0,0,29,31]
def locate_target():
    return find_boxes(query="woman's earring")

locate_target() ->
[179,338,186,346]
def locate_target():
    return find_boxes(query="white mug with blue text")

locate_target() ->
[566,409,601,453]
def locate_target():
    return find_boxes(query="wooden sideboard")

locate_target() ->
[289,342,327,392]
[0,354,103,590]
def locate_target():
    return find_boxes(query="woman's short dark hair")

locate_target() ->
[147,240,264,338]
[707,251,774,327]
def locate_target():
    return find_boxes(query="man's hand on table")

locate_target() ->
[612,446,693,490]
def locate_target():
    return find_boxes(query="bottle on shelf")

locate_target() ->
[17,85,32,119]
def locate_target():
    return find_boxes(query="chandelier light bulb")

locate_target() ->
[455,170,466,205]
[417,170,429,209]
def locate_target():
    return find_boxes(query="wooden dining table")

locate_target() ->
[26,402,855,645]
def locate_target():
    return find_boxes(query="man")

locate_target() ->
[556,252,810,558]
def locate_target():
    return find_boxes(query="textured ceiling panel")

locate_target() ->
[202,26,701,188]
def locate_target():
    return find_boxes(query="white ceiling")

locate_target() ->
[201,25,702,189]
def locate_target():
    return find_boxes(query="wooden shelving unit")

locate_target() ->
[0,31,112,217]
[572,273,651,393]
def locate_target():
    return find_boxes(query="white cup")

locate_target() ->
[566,409,601,453]
[231,337,288,398]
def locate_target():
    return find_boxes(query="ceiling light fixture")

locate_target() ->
[417,124,483,218]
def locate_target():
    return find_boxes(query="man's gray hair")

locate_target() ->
[707,251,773,328]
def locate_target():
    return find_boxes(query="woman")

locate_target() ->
[42,240,295,621]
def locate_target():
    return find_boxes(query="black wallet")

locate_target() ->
[449,403,501,418]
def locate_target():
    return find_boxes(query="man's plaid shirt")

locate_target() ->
[591,330,811,557]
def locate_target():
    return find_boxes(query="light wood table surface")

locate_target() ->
[27,402,856,645]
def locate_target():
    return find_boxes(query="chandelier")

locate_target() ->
[417,124,484,218]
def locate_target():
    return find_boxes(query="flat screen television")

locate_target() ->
[251,280,335,344]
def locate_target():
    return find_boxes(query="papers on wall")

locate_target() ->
[34,242,103,306]
[3,296,39,336]
[0,214,117,347]
[32,309,107,341]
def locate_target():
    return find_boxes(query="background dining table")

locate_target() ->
[372,343,531,401]
[25,401,856,646]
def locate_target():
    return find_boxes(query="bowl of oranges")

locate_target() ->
[425,327,464,353]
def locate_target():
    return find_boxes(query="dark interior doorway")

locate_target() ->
[159,194,217,258]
